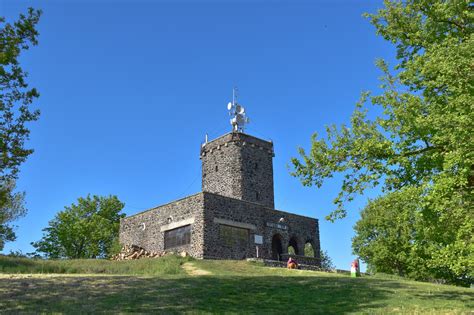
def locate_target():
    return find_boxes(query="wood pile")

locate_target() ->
[111,244,188,261]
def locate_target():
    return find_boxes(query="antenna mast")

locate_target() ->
[232,87,236,106]
[227,87,250,133]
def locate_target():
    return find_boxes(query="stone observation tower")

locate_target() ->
[201,130,275,208]
[120,89,321,267]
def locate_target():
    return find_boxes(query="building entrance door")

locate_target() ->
[271,234,283,261]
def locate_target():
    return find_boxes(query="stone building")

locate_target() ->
[120,131,321,265]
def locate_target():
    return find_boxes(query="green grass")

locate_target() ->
[0,254,190,275]
[0,256,472,314]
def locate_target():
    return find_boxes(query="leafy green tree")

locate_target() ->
[1,8,42,248]
[0,180,26,250]
[319,250,335,270]
[352,187,429,278]
[354,187,472,286]
[291,1,473,285]
[32,195,126,259]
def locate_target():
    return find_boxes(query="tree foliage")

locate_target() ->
[0,179,26,250]
[288,245,295,255]
[352,187,429,278]
[303,243,335,270]
[304,242,315,257]
[291,0,473,285]
[1,7,41,183]
[0,8,41,248]
[353,186,472,286]
[319,250,335,270]
[32,195,126,259]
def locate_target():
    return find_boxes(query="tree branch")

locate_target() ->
[400,145,439,157]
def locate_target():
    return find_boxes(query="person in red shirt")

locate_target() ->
[287,257,298,269]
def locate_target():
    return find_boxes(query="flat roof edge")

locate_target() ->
[122,191,204,219]
[123,191,319,222]
[202,191,318,221]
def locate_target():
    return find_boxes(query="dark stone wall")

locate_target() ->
[119,193,205,258]
[200,132,275,208]
[202,192,265,259]
[118,193,320,265]
[264,208,321,263]
[201,192,320,265]
[119,191,320,266]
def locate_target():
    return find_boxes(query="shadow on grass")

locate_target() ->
[1,275,473,313]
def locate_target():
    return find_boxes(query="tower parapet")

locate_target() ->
[200,132,275,208]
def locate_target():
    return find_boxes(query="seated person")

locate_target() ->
[287,257,298,269]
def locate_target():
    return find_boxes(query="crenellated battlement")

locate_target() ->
[200,132,274,158]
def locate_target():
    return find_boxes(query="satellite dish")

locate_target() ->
[227,102,233,110]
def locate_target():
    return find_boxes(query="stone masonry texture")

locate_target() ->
[120,131,321,266]
[201,132,274,208]
[120,193,205,258]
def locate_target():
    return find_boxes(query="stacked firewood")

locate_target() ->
[111,244,188,261]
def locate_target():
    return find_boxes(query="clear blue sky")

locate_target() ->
[2,0,396,270]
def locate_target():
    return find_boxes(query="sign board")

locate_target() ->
[254,235,263,244]
[266,222,288,230]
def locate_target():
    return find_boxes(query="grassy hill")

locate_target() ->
[0,255,472,314]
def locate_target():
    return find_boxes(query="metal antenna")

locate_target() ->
[227,87,250,133]
[232,87,238,106]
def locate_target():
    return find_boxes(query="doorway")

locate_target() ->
[271,234,283,260]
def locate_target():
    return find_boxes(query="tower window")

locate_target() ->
[215,165,218,172]
[256,191,259,200]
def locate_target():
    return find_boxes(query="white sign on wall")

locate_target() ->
[254,235,263,244]
[266,222,288,230]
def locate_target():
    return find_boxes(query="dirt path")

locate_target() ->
[181,262,211,276]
